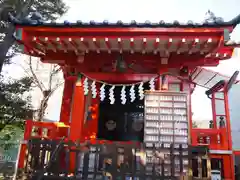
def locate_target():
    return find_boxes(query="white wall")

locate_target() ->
[229,84,240,150]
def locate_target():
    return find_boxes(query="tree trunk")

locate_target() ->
[37,96,50,121]
[0,0,35,73]
[0,26,15,72]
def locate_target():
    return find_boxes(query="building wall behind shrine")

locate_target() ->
[30,60,64,121]
[2,55,64,121]
[228,84,240,150]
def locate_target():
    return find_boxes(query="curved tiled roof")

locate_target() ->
[9,12,240,29]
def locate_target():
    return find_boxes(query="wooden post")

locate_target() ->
[223,91,235,180]
[69,75,85,141]
[59,76,75,124]
[69,75,86,171]
[18,120,33,168]
[59,76,75,137]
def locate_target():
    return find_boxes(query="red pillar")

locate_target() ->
[222,155,235,180]
[58,76,75,137]
[188,83,193,145]
[18,120,33,168]
[223,91,235,180]
[85,94,99,140]
[223,91,233,150]
[59,76,75,124]
[69,76,85,142]
[69,76,86,171]
[211,93,218,129]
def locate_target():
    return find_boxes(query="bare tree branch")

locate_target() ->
[48,64,61,90]
[11,62,31,76]
[15,56,63,121]
[37,80,63,121]
[28,56,46,92]
[49,80,64,97]
[52,65,62,74]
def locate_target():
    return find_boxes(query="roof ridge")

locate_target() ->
[8,11,240,29]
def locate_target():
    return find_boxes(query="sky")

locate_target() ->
[3,0,240,122]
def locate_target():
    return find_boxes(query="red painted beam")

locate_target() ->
[86,73,158,82]
[67,73,158,82]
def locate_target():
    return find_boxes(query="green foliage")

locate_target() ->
[0,76,34,130]
[0,0,68,129]
[0,125,23,142]
[29,0,68,21]
[0,125,23,160]
[0,0,68,68]
[0,0,68,21]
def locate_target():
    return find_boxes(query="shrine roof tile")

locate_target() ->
[10,13,240,29]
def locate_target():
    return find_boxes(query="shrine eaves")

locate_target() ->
[10,11,240,71]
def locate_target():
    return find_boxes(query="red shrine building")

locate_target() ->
[11,12,240,179]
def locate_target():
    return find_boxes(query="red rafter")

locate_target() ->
[130,38,135,53]
[31,41,45,53]
[49,38,61,51]
[17,38,45,56]
[104,37,111,53]
[80,37,89,50]
[67,38,79,53]
[188,39,199,54]
[142,38,147,53]
[61,39,71,52]
[154,38,160,54]
[92,38,100,53]
[60,38,79,54]
[39,37,56,52]
[175,39,183,54]
[118,38,122,52]
[207,36,224,58]
[199,39,208,54]
[166,38,173,52]
[32,37,46,51]
[54,38,67,52]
